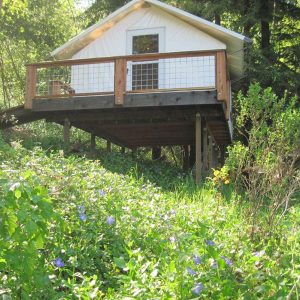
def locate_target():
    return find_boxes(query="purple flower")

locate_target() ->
[193,255,201,266]
[107,216,115,225]
[77,205,85,213]
[221,256,233,266]
[79,213,87,221]
[192,282,203,295]
[186,267,196,276]
[99,189,106,197]
[205,240,216,247]
[253,250,265,257]
[169,236,176,243]
[53,257,65,268]
[211,260,218,269]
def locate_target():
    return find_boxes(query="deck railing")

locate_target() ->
[25,50,230,118]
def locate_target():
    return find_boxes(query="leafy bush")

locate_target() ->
[0,138,299,299]
[0,170,59,298]
[224,84,300,228]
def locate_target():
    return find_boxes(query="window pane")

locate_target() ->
[132,34,159,54]
[132,63,159,90]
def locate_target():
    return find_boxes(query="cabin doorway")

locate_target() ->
[126,28,165,91]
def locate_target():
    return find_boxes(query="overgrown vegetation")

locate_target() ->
[0,87,299,297]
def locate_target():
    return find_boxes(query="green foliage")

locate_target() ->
[0,159,60,296]
[224,83,300,227]
[0,134,299,298]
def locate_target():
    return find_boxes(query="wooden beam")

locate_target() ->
[203,127,208,172]
[107,140,111,152]
[32,90,218,112]
[152,147,161,160]
[216,51,227,102]
[183,145,190,171]
[114,58,127,105]
[28,50,221,68]
[195,113,202,185]
[24,65,37,109]
[63,118,71,149]
[91,133,96,151]
[208,135,213,170]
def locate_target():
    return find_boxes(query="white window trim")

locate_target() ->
[126,27,166,54]
[126,27,166,90]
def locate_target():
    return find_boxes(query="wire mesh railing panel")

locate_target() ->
[35,62,115,97]
[126,55,215,91]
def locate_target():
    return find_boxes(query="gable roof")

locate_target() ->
[51,0,251,79]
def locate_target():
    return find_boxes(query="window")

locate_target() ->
[132,34,159,90]
[132,34,159,54]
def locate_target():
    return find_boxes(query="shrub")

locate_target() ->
[224,83,300,228]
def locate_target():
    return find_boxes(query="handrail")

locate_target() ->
[24,49,230,119]
[26,50,224,68]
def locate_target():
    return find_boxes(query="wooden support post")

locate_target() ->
[195,113,202,185]
[208,135,213,171]
[63,118,70,149]
[220,146,226,166]
[216,51,227,101]
[203,127,208,172]
[114,58,127,106]
[183,145,190,171]
[107,141,111,152]
[132,148,137,158]
[152,147,161,160]
[25,65,37,109]
[189,145,195,167]
[121,147,125,154]
[91,133,96,151]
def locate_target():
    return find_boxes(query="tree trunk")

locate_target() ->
[214,14,221,25]
[259,0,271,51]
[243,0,253,36]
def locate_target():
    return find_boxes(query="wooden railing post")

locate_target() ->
[25,65,37,109]
[114,58,127,106]
[216,51,230,120]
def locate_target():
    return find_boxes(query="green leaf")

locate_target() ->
[114,257,126,269]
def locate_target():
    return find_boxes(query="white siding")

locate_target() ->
[71,6,225,93]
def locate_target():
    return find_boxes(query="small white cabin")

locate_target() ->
[50,0,249,96]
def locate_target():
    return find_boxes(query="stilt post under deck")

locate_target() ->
[203,127,208,173]
[183,145,190,170]
[91,133,96,151]
[152,147,161,160]
[121,147,125,154]
[63,118,70,149]
[107,141,111,152]
[208,135,213,171]
[195,113,202,185]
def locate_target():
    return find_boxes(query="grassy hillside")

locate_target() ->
[0,125,299,299]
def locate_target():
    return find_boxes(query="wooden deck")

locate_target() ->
[1,50,232,182]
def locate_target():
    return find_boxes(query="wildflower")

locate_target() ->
[107,216,115,225]
[192,282,203,295]
[79,213,87,221]
[253,250,265,257]
[99,189,106,197]
[53,257,65,268]
[169,236,176,243]
[169,209,176,216]
[78,205,85,213]
[224,179,230,185]
[211,261,218,269]
[193,255,201,266]
[186,267,196,276]
[221,256,233,266]
[205,240,216,247]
